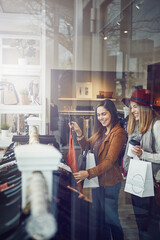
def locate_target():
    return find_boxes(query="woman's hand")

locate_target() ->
[73,170,89,183]
[131,145,143,158]
[69,121,82,137]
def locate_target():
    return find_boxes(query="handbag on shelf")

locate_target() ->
[124,158,154,197]
[153,176,160,206]
[0,82,19,105]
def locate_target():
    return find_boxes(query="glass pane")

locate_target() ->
[0,1,160,240]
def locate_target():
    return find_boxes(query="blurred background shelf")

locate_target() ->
[0,104,42,114]
[58,97,116,101]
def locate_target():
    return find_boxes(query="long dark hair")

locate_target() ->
[93,99,119,135]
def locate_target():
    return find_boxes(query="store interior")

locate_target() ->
[0,0,160,239]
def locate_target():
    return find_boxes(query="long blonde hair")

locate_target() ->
[127,104,159,134]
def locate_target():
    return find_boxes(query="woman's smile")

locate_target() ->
[97,106,112,128]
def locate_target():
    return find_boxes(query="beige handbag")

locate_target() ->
[0,82,19,105]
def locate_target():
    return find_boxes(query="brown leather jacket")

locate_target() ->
[78,122,126,186]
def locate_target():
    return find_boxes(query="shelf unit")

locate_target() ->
[58,97,116,101]
[59,110,95,115]
[0,105,42,114]
[58,97,118,114]
[0,12,46,134]
[0,65,41,76]
[58,98,123,115]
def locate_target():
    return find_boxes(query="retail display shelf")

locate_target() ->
[59,110,94,115]
[0,19,46,134]
[0,65,41,76]
[58,97,116,101]
[59,109,124,115]
[0,104,42,114]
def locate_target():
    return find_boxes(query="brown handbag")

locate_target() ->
[0,82,19,105]
[153,176,160,206]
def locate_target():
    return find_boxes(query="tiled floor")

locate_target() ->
[84,181,139,240]
[119,182,139,240]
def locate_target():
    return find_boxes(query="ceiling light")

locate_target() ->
[104,36,108,40]
[135,0,144,10]
[124,30,128,34]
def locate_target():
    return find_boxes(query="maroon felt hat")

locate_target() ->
[122,89,154,107]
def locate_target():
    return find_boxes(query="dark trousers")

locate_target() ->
[92,183,124,240]
[131,194,160,240]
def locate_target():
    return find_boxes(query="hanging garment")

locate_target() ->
[1,168,101,240]
[50,104,59,131]
[0,143,21,236]
[67,128,83,193]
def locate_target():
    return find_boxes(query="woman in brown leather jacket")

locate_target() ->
[70,99,126,240]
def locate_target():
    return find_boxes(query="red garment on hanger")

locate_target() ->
[67,128,83,193]
[0,182,14,191]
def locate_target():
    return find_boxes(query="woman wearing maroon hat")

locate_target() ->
[122,89,160,240]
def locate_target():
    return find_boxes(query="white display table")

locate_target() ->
[0,134,13,148]
[0,134,13,159]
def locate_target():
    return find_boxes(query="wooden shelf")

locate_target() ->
[59,109,123,115]
[58,98,116,101]
[59,110,94,115]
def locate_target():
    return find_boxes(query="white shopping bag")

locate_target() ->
[124,158,154,197]
[83,153,99,188]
